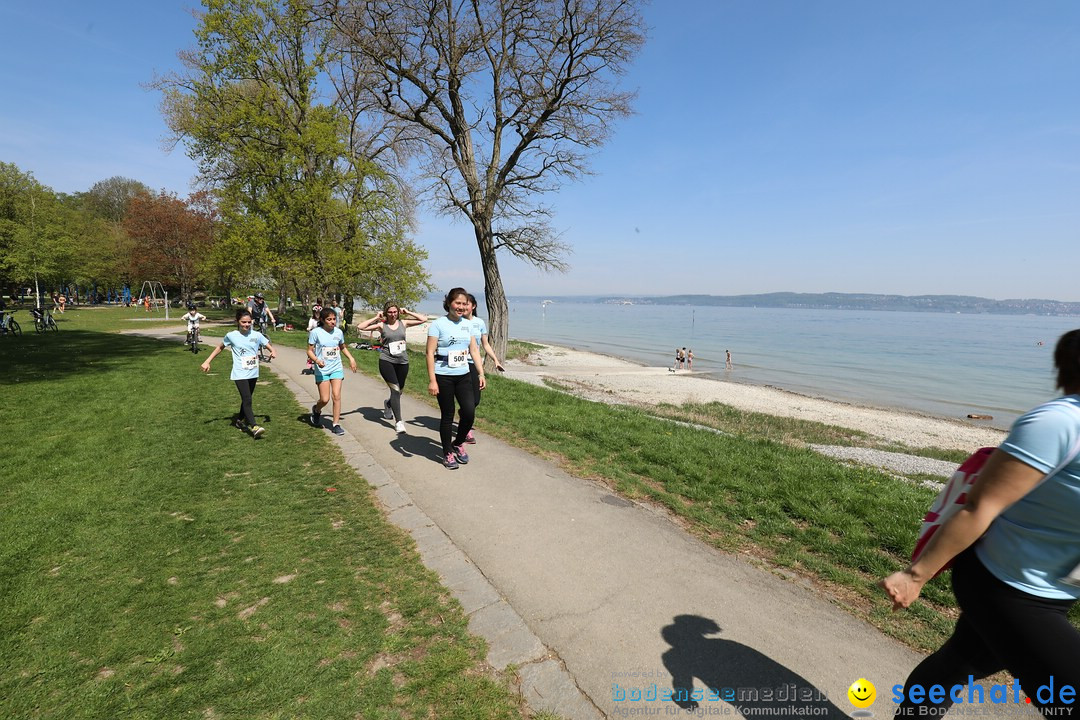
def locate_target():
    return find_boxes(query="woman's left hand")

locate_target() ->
[349,358,357,373]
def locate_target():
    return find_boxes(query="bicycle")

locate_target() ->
[186,325,201,354]
[254,316,273,362]
[32,308,58,333]
[0,312,21,337]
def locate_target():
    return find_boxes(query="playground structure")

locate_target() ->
[137,281,171,319]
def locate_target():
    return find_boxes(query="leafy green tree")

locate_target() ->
[0,162,79,306]
[156,0,430,316]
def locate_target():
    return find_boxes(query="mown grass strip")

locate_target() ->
[0,325,522,720]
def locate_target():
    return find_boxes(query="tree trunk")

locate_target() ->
[475,222,508,373]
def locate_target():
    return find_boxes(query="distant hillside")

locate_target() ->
[595,292,1080,316]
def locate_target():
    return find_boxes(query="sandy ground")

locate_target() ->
[498,343,1007,451]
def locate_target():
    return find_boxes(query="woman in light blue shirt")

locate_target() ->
[883,329,1080,716]
[426,288,484,469]
[200,309,276,438]
[306,307,357,436]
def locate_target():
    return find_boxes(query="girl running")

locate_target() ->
[307,307,358,435]
[201,309,276,438]
[426,288,485,469]
[355,303,428,434]
[461,293,504,444]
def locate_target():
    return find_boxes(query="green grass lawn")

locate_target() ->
[0,321,523,719]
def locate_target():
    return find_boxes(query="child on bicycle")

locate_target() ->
[181,304,206,335]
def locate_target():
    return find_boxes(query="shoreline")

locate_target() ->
[500,340,1008,451]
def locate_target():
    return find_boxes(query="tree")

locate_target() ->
[324,0,645,365]
[82,176,152,224]
[155,0,431,314]
[124,191,212,300]
[0,162,79,306]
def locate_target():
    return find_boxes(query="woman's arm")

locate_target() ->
[880,450,1045,609]
[480,333,504,371]
[426,335,440,396]
[355,313,383,332]
[403,309,428,327]
[307,343,323,367]
[469,337,486,390]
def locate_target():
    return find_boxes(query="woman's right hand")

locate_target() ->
[317,359,325,368]
[428,380,439,396]
[200,361,210,373]
[879,569,925,611]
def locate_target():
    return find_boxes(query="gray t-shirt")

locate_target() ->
[378,322,409,364]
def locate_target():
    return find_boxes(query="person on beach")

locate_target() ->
[881,328,1080,717]
[355,303,429,434]
[307,307,358,436]
[725,349,733,370]
[461,293,504,444]
[200,309,277,438]
[426,288,485,469]
[674,348,683,371]
[687,349,694,370]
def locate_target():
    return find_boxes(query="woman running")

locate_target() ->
[355,303,428,434]
[426,288,485,469]
[201,308,276,438]
[307,307,358,435]
[881,328,1080,716]
[461,293,504,444]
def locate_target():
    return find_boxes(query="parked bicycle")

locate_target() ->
[31,307,58,333]
[0,311,21,336]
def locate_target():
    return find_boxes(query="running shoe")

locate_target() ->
[444,452,459,470]
[251,425,266,439]
[453,444,469,464]
[395,421,406,434]
[310,404,321,426]
[332,424,345,436]
[383,398,393,420]
[232,416,245,430]
[465,429,477,444]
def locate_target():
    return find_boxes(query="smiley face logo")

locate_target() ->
[848,678,876,709]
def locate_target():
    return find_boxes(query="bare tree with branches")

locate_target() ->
[323,0,646,364]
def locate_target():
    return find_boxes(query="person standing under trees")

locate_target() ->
[200,309,277,438]
[881,329,1080,717]
[307,308,358,436]
[461,293,504,444]
[426,288,485,470]
[355,303,428,434]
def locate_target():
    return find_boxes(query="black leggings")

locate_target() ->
[469,363,482,408]
[378,359,409,422]
[435,373,475,455]
[895,550,1080,717]
[234,378,258,426]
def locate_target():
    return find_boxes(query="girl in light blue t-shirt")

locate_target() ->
[201,309,276,438]
[306,307,357,436]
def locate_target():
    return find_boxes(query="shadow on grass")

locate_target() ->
[658,615,848,718]
[0,330,186,386]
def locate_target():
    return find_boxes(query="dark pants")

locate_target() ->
[435,373,474,455]
[469,362,483,408]
[378,359,409,422]
[895,550,1080,717]
[234,378,258,427]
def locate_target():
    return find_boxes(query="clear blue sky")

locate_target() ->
[4,1,1080,300]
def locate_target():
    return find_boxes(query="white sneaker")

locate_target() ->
[395,421,406,434]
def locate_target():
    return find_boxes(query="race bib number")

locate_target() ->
[388,340,407,357]
[447,350,467,368]
[241,355,258,371]
[322,346,339,361]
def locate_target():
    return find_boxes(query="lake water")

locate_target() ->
[499,299,1080,430]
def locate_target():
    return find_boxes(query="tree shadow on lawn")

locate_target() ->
[0,330,184,386]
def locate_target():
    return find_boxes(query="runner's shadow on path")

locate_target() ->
[660,615,848,719]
